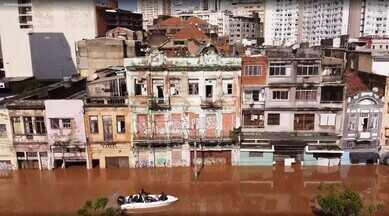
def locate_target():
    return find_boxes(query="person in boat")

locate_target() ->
[159,192,168,201]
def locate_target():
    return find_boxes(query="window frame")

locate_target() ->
[116,115,126,134]
[89,116,99,134]
[267,113,280,126]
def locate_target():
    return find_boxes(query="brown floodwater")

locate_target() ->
[0,165,388,216]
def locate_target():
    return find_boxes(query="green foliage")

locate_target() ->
[77,197,121,216]
[314,184,383,216]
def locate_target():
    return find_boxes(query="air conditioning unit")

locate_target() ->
[0,82,5,88]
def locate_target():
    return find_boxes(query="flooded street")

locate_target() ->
[0,165,388,215]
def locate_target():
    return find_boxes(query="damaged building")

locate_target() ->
[125,49,241,168]
[84,67,131,168]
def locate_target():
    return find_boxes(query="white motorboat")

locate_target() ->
[118,194,178,210]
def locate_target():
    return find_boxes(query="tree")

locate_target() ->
[77,197,122,216]
[313,184,384,216]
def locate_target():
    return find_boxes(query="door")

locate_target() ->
[105,157,129,168]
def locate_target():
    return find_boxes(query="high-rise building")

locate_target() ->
[137,0,171,30]
[171,0,201,15]
[264,0,351,46]
[0,0,118,79]
[356,0,389,37]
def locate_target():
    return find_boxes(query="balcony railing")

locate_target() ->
[200,98,222,109]
[86,96,127,106]
[322,75,342,83]
[148,97,170,110]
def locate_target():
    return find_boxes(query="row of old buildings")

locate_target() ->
[0,35,388,170]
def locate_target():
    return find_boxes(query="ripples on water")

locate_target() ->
[0,165,388,215]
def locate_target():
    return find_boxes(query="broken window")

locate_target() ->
[35,117,46,134]
[188,79,199,95]
[269,63,287,76]
[11,117,22,134]
[321,86,343,102]
[50,118,60,129]
[296,65,319,76]
[89,116,99,134]
[103,116,113,142]
[152,79,164,98]
[116,115,125,133]
[296,88,317,101]
[272,90,289,100]
[134,79,147,96]
[243,110,264,128]
[206,85,213,98]
[319,114,336,126]
[62,119,71,129]
[170,79,181,96]
[223,79,233,95]
[267,113,280,125]
[294,114,315,130]
[0,124,6,137]
[23,117,33,134]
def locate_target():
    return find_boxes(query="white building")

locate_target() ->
[264,0,300,46]
[265,0,351,46]
[171,0,201,15]
[0,0,100,79]
[137,0,171,30]
[358,0,389,37]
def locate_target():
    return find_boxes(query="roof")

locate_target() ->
[185,17,208,26]
[158,17,185,26]
[173,26,209,42]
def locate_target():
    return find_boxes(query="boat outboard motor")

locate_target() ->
[117,196,125,205]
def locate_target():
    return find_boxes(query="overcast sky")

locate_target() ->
[118,0,137,12]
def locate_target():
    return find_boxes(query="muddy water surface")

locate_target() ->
[0,165,388,215]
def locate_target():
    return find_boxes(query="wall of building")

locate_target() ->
[0,108,17,170]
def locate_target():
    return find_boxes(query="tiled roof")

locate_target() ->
[185,17,208,26]
[158,17,185,26]
[173,26,209,41]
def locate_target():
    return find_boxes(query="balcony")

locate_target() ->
[322,75,342,83]
[85,96,127,106]
[200,99,223,110]
[148,97,171,110]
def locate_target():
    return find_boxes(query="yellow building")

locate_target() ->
[84,69,132,168]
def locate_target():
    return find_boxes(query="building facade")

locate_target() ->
[0,107,17,170]
[125,50,241,167]
[137,0,171,30]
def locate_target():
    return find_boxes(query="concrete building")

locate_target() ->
[264,0,352,46]
[262,47,345,165]
[239,55,274,166]
[230,0,265,21]
[137,0,171,30]
[125,49,241,167]
[96,9,143,37]
[45,100,88,169]
[84,68,132,169]
[0,107,17,170]
[76,27,143,77]
[0,0,115,79]
[229,15,261,45]
[171,0,201,15]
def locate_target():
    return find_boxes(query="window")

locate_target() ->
[243,110,264,128]
[134,79,146,96]
[320,114,336,126]
[173,40,185,45]
[0,124,6,137]
[244,65,261,76]
[252,90,260,101]
[294,114,315,130]
[103,116,113,141]
[269,63,287,76]
[170,79,181,96]
[296,65,319,76]
[296,88,317,101]
[206,85,213,98]
[16,152,25,158]
[188,80,199,95]
[116,116,125,133]
[272,90,289,100]
[11,117,22,134]
[50,118,60,129]
[23,117,33,134]
[89,116,99,133]
[62,119,71,129]
[267,113,280,125]
[223,79,233,95]
[35,117,46,135]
